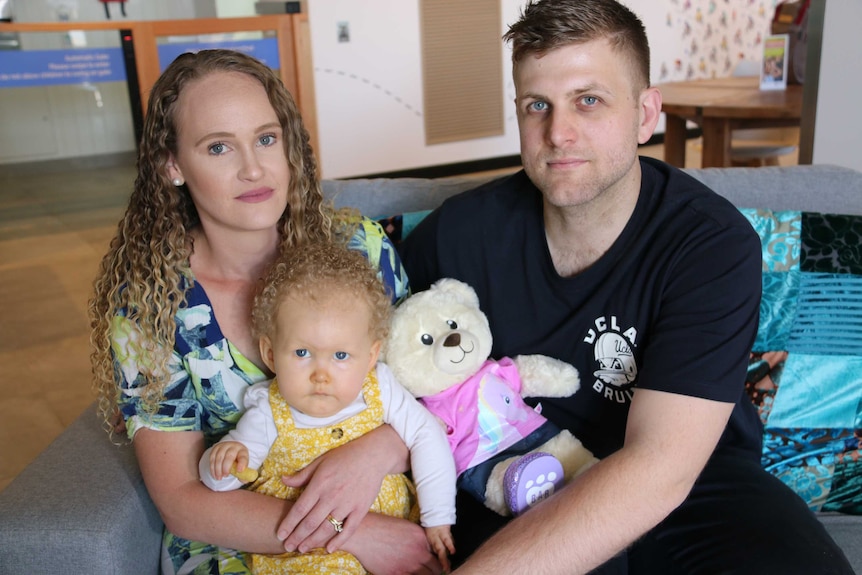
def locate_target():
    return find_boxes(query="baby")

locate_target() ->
[199,242,456,573]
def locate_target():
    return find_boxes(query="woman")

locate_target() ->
[89,49,439,575]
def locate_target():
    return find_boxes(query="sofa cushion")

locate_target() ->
[743,209,862,514]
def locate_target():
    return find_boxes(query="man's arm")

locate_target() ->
[453,388,734,574]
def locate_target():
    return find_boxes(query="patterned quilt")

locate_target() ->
[743,209,862,514]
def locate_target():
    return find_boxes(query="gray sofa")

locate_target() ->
[1,164,860,574]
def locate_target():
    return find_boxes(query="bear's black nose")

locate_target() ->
[443,333,461,347]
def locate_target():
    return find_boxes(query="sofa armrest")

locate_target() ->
[0,404,162,575]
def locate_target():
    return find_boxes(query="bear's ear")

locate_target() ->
[430,278,480,308]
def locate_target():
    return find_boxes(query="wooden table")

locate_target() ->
[657,76,803,168]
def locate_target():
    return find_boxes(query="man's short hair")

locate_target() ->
[504,0,651,89]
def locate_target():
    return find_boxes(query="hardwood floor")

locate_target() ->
[0,154,134,491]
[0,139,795,491]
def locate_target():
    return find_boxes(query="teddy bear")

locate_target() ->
[383,278,597,516]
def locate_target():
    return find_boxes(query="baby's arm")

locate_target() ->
[426,524,456,573]
[377,363,457,531]
[198,382,274,491]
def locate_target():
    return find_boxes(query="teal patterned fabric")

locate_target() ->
[742,208,862,514]
[377,210,433,247]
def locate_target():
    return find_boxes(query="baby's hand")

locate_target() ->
[230,463,259,484]
[425,524,455,573]
[209,441,254,482]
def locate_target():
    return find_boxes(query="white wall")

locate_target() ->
[0,0,777,169]
[811,1,862,171]
[308,0,776,178]
[307,1,520,178]
[214,0,256,19]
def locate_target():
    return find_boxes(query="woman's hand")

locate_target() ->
[345,513,445,575]
[110,408,127,437]
[277,424,409,552]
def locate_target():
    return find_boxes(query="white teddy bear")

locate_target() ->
[384,278,597,516]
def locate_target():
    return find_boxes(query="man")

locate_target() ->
[399,1,854,573]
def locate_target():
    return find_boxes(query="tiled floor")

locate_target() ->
[0,139,796,492]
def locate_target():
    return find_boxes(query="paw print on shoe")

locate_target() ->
[503,452,565,515]
[523,469,560,506]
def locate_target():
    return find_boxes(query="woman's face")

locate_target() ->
[167,70,290,236]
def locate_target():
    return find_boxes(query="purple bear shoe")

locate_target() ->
[503,451,565,515]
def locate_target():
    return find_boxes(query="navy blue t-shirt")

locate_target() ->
[400,157,763,460]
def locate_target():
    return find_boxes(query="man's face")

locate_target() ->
[514,39,658,210]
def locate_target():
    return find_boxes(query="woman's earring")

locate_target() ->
[172,178,184,187]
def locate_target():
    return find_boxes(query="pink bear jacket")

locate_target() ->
[418,358,548,476]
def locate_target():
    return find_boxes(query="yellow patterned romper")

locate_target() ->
[248,369,419,574]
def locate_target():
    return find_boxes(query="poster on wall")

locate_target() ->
[760,34,789,90]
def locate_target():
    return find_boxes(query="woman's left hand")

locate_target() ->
[277,424,409,552]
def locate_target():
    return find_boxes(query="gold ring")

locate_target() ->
[327,515,344,533]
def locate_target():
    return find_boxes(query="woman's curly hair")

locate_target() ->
[89,49,331,429]
[252,242,392,346]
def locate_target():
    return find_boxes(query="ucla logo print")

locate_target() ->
[583,316,637,404]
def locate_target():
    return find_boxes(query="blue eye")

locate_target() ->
[334,351,349,360]
[208,142,226,155]
[581,96,599,106]
[528,101,548,112]
[295,349,309,358]
[259,134,277,146]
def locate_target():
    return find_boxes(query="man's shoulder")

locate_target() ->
[641,157,753,232]
[641,155,713,199]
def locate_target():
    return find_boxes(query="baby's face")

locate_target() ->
[262,292,380,418]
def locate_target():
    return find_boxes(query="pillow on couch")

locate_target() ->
[743,208,862,514]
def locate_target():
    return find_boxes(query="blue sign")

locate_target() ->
[0,48,127,88]
[157,38,280,72]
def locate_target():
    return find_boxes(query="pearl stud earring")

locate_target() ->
[172,178,184,187]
